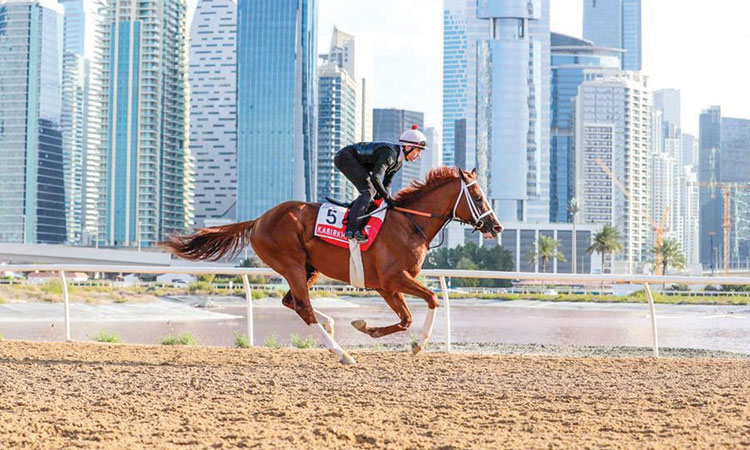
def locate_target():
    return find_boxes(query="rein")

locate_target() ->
[360,178,498,248]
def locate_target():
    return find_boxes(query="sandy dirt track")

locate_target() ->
[0,342,748,449]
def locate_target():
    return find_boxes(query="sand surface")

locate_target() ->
[0,341,748,449]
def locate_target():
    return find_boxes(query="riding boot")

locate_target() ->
[346,188,374,241]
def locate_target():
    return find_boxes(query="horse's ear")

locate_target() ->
[471,167,477,177]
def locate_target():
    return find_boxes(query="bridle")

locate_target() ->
[452,177,497,232]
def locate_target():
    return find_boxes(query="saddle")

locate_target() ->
[325,197,380,216]
[314,198,388,252]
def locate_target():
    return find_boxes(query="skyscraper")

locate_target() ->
[583,0,642,71]
[372,108,423,192]
[317,43,357,201]
[236,0,317,219]
[99,0,193,247]
[699,106,722,266]
[575,71,651,273]
[422,127,441,179]
[549,32,622,222]
[442,0,486,168]
[190,0,237,228]
[475,0,550,223]
[59,0,87,244]
[0,0,66,244]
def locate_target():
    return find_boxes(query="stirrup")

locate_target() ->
[344,230,368,243]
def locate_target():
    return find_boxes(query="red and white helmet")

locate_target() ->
[399,124,427,149]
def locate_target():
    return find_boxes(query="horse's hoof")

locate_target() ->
[351,319,368,333]
[322,321,334,338]
[339,352,357,365]
[411,341,425,355]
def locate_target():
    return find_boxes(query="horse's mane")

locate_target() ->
[394,166,459,204]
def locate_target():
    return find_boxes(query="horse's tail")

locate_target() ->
[160,219,257,261]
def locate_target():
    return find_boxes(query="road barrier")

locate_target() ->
[3,264,749,356]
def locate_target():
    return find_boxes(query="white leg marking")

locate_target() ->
[310,323,355,365]
[313,309,335,336]
[412,307,437,355]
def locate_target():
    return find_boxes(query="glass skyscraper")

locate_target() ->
[549,32,621,222]
[442,0,486,168]
[583,0,642,71]
[475,0,550,223]
[236,0,317,219]
[372,108,424,192]
[0,0,66,244]
[190,0,237,228]
[100,0,193,247]
[316,27,358,202]
[699,106,721,266]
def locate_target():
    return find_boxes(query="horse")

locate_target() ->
[162,167,502,364]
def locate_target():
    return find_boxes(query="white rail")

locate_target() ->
[3,264,749,357]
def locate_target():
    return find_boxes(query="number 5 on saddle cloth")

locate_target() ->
[314,199,387,252]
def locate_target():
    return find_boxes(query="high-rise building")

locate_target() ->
[58,0,100,244]
[678,166,700,267]
[372,108,423,192]
[476,0,550,223]
[236,0,317,219]
[699,106,722,267]
[190,0,237,228]
[575,71,651,273]
[0,0,66,244]
[583,0,642,71]
[99,0,193,247]
[317,57,357,202]
[422,127,441,179]
[681,132,698,168]
[550,32,622,223]
[720,118,750,266]
[442,0,486,168]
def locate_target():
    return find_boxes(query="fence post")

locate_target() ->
[242,274,254,346]
[439,276,451,352]
[59,270,71,342]
[643,282,659,357]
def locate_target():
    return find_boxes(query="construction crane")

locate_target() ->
[698,181,750,276]
[593,158,671,274]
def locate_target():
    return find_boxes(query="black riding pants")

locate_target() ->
[334,149,375,233]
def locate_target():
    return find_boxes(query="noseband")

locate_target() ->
[452,179,497,231]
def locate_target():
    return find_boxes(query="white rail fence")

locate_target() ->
[3,264,750,357]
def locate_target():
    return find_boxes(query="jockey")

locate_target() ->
[334,125,427,242]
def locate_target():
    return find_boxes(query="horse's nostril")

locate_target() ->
[493,224,503,233]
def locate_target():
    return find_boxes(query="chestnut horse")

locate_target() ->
[162,167,502,364]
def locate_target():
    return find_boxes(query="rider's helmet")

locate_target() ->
[399,125,427,149]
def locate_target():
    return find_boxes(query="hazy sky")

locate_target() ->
[189,0,750,135]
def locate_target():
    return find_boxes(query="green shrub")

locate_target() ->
[94,330,120,343]
[41,279,63,295]
[0,333,4,341]
[187,281,215,294]
[289,333,316,349]
[264,333,281,349]
[197,274,216,283]
[160,333,196,346]
[234,332,250,349]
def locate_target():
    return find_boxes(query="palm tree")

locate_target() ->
[586,225,624,274]
[530,235,566,291]
[650,237,686,277]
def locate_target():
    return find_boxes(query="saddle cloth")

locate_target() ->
[314,200,387,252]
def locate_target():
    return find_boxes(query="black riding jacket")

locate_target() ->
[340,142,403,199]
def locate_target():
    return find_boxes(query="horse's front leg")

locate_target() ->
[386,271,439,355]
[351,289,412,338]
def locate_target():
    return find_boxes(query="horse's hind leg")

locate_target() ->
[351,290,412,338]
[282,266,355,365]
[281,268,335,336]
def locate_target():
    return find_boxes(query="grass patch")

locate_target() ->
[289,333,316,349]
[264,333,281,349]
[94,330,120,343]
[0,333,4,341]
[187,281,215,295]
[160,333,196,346]
[234,332,250,349]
